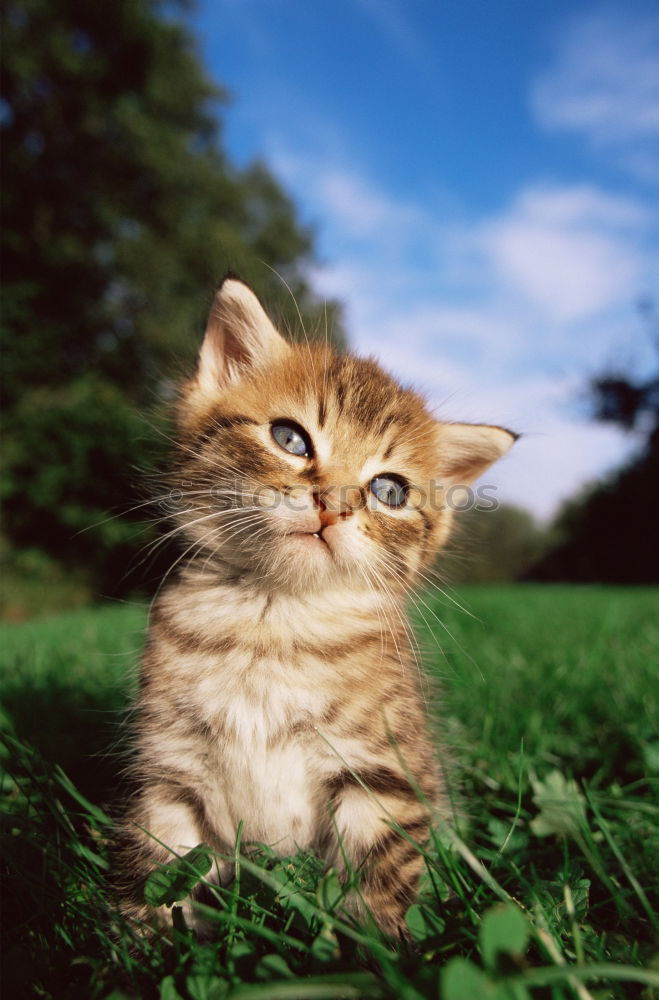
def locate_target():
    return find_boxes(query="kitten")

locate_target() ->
[115,277,515,937]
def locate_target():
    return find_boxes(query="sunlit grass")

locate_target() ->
[1,586,658,998]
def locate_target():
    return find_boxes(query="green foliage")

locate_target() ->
[441,903,532,1000]
[1,0,343,405]
[445,504,550,583]
[1,375,158,587]
[0,542,92,620]
[1,586,658,998]
[530,770,587,839]
[1,0,344,605]
[479,903,529,970]
[145,846,215,908]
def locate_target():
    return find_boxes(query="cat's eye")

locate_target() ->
[271,420,312,458]
[370,475,408,508]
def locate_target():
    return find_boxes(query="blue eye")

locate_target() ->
[271,421,312,457]
[370,475,408,508]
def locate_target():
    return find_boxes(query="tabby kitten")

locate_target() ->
[116,277,515,937]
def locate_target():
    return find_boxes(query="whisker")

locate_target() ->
[259,259,319,398]
[367,545,482,682]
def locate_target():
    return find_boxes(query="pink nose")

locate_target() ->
[314,491,353,527]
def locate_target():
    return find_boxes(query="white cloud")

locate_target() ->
[271,150,426,245]
[314,169,423,240]
[531,9,659,167]
[302,171,653,343]
[475,185,649,323]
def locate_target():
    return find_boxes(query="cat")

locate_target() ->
[114,276,515,938]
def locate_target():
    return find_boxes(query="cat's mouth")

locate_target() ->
[288,529,331,551]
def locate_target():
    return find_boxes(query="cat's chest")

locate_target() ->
[215,657,326,743]
[157,584,374,739]
[202,654,330,849]
[171,626,334,746]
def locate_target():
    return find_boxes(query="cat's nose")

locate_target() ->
[313,489,354,526]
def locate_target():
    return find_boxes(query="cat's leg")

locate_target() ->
[114,781,228,935]
[324,773,430,937]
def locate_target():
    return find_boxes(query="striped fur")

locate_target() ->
[115,278,515,937]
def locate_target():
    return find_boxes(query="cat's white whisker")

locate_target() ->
[260,259,319,399]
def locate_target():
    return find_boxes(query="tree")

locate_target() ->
[442,504,549,583]
[587,298,659,445]
[0,0,344,609]
[528,301,659,583]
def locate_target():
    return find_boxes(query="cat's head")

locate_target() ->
[172,277,515,596]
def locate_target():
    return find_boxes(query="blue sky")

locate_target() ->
[189,0,659,519]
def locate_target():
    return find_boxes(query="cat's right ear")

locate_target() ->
[196,277,289,393]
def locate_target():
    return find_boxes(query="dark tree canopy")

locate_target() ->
[1,0,343,406]
[529,301,659,584]
[0,0,344,611]
[588,299,659,443]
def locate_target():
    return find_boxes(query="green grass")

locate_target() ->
[1,586,658,999]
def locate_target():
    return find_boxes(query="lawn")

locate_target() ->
[1,585,658,999]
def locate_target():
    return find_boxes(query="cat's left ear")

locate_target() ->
[196,277,289,392]
[436,423,517,486]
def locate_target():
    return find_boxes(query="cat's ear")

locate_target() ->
[196,277,288,392]
[436,423,517,486]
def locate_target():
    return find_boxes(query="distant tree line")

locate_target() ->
[442,504,549,585]
[528,300,659,584]
[1,0,344,614]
